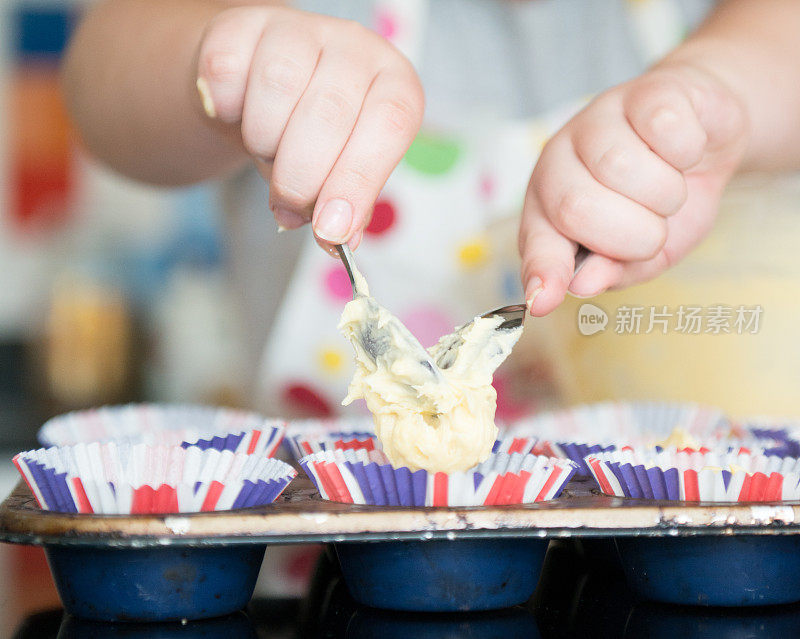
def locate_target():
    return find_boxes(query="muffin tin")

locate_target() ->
[3,474,800,617]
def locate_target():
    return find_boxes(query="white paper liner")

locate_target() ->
[13,442,297,514]
[36,404,285,457]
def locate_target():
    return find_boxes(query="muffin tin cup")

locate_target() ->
[335,538,549,612]
[13,442,296,514]
[45,544,266,622]
[616,535,800,607]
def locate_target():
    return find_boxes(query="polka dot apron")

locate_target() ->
[258,0,687,419]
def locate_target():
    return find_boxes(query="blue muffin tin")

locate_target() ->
[616,535,800,606]
[5,478,800,619]
[45,545,266,622]
[335,538,548,611]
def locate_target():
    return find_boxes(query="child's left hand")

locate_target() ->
[519,63,748,316]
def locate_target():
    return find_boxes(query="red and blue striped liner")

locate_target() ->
[37,404,286,455]
[13,442,297,514]
[182,428,285,458]
[505,401,730,476]
[299,449,577,507]
[283,417,378,461]
[284,432,378,461]
[585,449,800,502]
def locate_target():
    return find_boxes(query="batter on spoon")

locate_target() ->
[339,283,522,473]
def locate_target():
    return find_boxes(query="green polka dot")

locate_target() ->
[403,132,462,175]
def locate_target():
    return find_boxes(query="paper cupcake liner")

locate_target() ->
[585,449,800,502]
[735,419,800,458]
[283,417,378,461]
[284,433,378,462]
[37,404,285,457]
[505,402,731,476]
[182,428,285,457]
[299,449,577,507]
[13,442,297,514]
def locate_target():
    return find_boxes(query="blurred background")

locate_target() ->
[1,0,800,470]
[0,0,247,460]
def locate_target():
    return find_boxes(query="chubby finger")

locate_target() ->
[624,77,707,171]
[240,20,319,160]
[311,65,424,246]
[518,195,576,316]
[268,47,374,221]
[571,102,687,216]
[535,137,668,262]
[196,8,270,122]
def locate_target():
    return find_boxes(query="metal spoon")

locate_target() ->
[336,245,527,372]
[336,244,443,379]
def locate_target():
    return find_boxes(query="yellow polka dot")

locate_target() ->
[458,239,490,268]
[318,348,344,374]
[528,122,551,153]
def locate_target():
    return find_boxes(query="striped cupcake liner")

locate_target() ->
[585,449,800,502]
[283,417,378,461]
[13,442,296,514]
[504,402,731,476]
[183,428,285,457]
[299,448,577,507]
[37,404,285,457]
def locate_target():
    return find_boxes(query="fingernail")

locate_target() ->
[567,287,606,300]
[525,277,543,314]
[273,208,306,230]
[314,199,353,243]
[196,78,216,118]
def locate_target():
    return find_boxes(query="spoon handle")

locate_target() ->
[335,244,366,298]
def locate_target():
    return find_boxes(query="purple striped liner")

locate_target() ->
[299,449,577,507]
[13,442,296,514]
[585,449,800,503]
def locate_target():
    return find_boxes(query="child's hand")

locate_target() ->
[195,7,424,249]
[520,64,748,315]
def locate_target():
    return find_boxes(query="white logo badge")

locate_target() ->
[578,303,608,336]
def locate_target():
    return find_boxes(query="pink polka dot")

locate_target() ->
[479,173,495,201]
[324,264,353,302]
[374,8,399,40]
[493,374,526,422]
[400,307,454,349]
[366,199,397,236]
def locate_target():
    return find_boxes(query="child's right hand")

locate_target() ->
[195,7,424,249]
